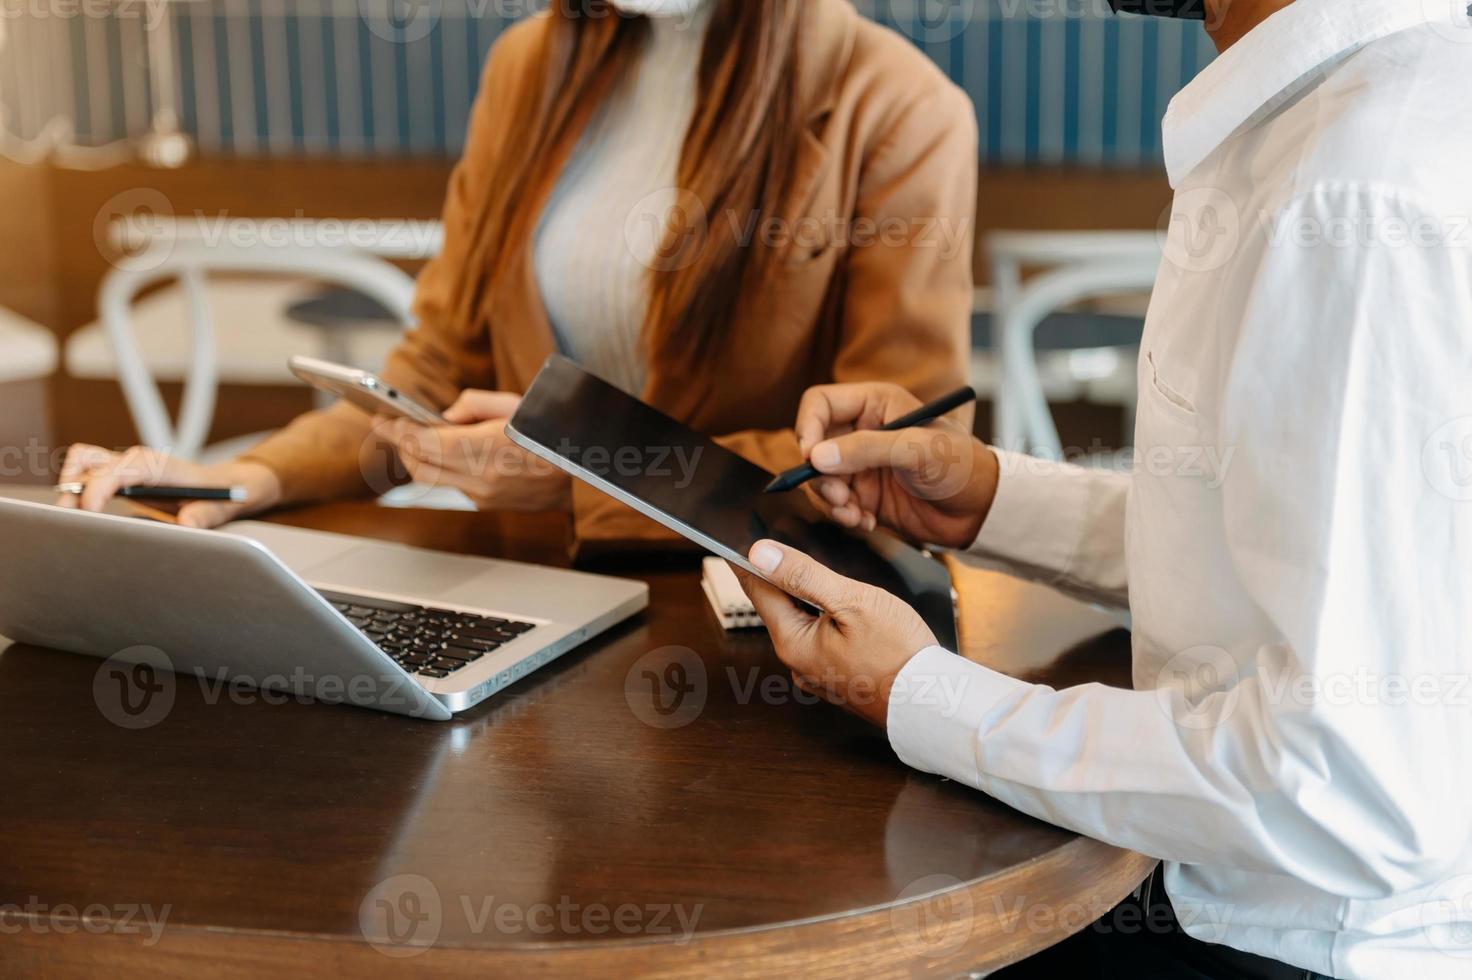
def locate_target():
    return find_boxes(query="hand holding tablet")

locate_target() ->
[505,356,958,649]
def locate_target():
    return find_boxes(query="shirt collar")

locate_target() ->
[1162,0,1456,187]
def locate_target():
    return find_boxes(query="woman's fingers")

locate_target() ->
[56,444,116,508]
[76,451,147,512]
[394,419,523,481]
[443,390,522,425]
[175,501,246,530]
[59,444,118,482]
[390,421,444,468]
[71,447,191,513]
[53,450,278,526]
[393,421,484,473]
[397,452,491,505]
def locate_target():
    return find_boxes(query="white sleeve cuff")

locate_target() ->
[886,645,1034,788]
[970,449,1094,576]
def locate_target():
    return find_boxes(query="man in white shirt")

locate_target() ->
[735,0,1472,976]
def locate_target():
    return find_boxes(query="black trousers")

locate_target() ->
[992,866,1334,980]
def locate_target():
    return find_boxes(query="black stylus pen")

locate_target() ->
[762,385,978,494]
[54,483,249,502]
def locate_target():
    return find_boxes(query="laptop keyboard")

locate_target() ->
[316,589,537,680]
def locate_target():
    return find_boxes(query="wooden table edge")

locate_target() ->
[3,840,1156,978]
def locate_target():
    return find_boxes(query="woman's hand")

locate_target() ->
[385,390,572,512]
[795,382,1000,551]
[733,540,937,730]
[55,446,282,529]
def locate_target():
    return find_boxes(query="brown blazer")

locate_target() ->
[244,0,978,545]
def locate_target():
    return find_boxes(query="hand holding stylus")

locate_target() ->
[731,380,1004,728]
[53,445,280,529]
[764,386,978,494]
[789,382,1001,550]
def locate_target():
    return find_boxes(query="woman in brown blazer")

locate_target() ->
[61,0,978,545]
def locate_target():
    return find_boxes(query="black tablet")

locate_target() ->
[506,355,957,649]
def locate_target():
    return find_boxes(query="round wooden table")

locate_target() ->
[0,494,1154,977]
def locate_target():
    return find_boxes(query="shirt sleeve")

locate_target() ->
[890,186,1472,900]
[968,451,1131,608]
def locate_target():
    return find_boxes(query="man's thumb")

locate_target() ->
[813,427,971,496]
[809,430,908,477]
[748,540,852,612]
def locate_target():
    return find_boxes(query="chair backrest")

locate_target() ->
[0,308,58,384]
[96,238,419,460]
[985,231,1164,457]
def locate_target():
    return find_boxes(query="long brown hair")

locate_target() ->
[453,0,808,368]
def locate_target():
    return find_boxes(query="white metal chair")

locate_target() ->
[0,308,57,385]
[987,231,1163,458]
[82,236,419,461]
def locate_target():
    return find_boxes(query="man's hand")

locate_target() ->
[733,539,937,729]
[385,390,572,512]
[795,382,1000,550]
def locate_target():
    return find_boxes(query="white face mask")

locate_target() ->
[605,0,707,18]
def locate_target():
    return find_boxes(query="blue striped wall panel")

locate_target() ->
[1,0,1215,166]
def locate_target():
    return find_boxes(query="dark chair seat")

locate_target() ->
[286,287,399,332]
[971,311,1144,353]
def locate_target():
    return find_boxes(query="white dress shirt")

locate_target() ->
[888,1,1472,976]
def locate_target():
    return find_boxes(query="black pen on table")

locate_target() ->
[762,385,978,494]
[53,483,249,503]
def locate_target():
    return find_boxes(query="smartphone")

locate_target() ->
[287,356,445,425]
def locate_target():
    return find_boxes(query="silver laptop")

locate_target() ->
[0,496,648,721]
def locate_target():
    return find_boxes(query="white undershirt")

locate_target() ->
[533,4,712,396]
